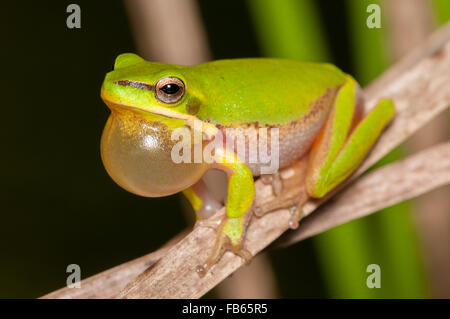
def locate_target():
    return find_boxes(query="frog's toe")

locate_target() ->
[196,238,253,277]
[288,204,305,229]
[260,172,283,196]
[196,215,252,277]
[194,218,222,230]
[230,245,252,264]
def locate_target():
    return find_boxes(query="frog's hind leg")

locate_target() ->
[252,156,310,230]
[305,76,395,199]
[287,78,394,228]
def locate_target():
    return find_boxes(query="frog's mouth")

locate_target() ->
[101,82,218,138]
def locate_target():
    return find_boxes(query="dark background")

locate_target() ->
[0,0,381,298]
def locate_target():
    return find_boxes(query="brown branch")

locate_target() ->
[276,142,450,247]
[42,23,450,299]
[42,231,189,299]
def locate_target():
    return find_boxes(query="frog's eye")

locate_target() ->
[155,77,185,104]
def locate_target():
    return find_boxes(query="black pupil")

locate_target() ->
[161,83,180,95]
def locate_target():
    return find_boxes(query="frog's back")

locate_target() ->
[190,58,346,126]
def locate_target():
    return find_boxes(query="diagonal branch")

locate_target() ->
[42,23,450,299]
[275,142,450,247]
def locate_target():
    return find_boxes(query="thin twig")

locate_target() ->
[42,23,450,299]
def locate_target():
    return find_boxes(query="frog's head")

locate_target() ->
[101,53,217,135]
[100,53,210,198]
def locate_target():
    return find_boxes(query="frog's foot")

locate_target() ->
[287,204,305,229]
[196,215,252,277]
[254,172,283,217]
[194,217,222,230]
[260,171,283,196]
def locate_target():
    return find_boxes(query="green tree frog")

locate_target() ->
[100,53,394,274]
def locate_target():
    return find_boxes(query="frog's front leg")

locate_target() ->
[195,149,255,276]
[305,75,395,199]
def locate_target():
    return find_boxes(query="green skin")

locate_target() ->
[100,53,395,273]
